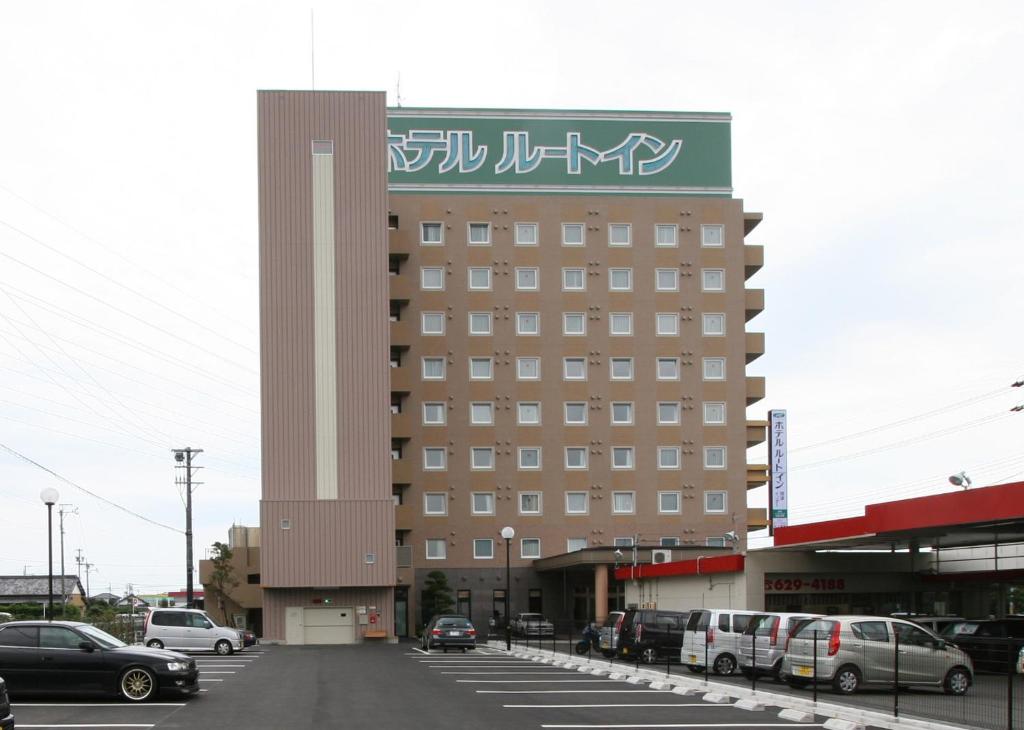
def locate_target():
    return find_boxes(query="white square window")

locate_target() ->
[609,313,633,336]
[656,268,679,292]
[562,268,585,291]
[469,357,493,380]
[655,224,678,247]
[656,313,679,336]
[421,267,445,290]
[422,402,446,425]
[701,224,724,247]
[425,538,446,559]
[517,402,541,425]
[613,537,634,547]
[704,447,727,470]
[563,358,587,380]
[567,537,588,552]
[609,223,631,247]
[468,267,492,290]
[520,538,541,559]
[515,267,539,291]
[705,490,727,513]
[470,402,494,425]
[473,539,495,559]
[657,402,680,424]
[609,268,632,291]
[702,269,725,292]
[563,313,586,336]
[562,223,585,246]
[565,491,589,513]
[471,447,494,470]
[420,222,443,245]
[468,222,491,245]
[702,313,726,336]
[706,536,727,548]
[703,402,726,425]
[422,357,445,380]
[703,357,726,381]
[518,447,541,470]
[469,312,492,336]
[564,448,588,470]
[519,492,542,515]
[515,222,538,246]
[564,402,587,425]
[657,446,681,470]
[611,446,634,469]
[423,447,446,471]
[424,492,447,515]
[472,492,495,515]
[516,312,540,335]
[610,357,633,380]
[612,491,635,514]
[661,537,680,547]
[517,357,540,380]
[656,358,679,380]
[421,312,445,335]
[611,402,633,425]
[658,491,681,514]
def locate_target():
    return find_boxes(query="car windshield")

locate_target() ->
[78,624,127,649]
[794,619,838,638]
[520,614,545,621]
[602,613,622,628]
[942,622,979,636]
[437,618,472,628]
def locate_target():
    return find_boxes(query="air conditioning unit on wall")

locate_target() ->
[651,549,672,564]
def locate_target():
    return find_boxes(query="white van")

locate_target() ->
[144,608,243,655]
[681,608,758,675]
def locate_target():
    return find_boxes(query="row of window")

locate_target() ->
[412,445,728,470]
[419,222,725,249]
[418,356,728,381]
[422,490,728,517]
[418,311,726,337]
[421,401,726,427]
[420,266,725,293]
[423,532,729,561]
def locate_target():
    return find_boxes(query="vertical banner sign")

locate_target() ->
[769,410,789,533]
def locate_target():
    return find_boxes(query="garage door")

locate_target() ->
[302,606,355,645]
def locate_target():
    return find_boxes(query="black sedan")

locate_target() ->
[0,620,199,702]
[421,615,477,652]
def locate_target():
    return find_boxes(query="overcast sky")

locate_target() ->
[1,1,1022,595]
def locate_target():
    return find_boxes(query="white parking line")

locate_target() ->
[477,690,677,694]
[15,725,155,728]
[457,679,625,683]
[541,725,825,729]
[13,704,186,708]
[198,671,236,674]
[504,704,719,708]
[409,648,429,655]
[192,664,245,668]
[197,679,223,682]
[441,671,583,675]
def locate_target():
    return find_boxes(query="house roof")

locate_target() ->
[0,575,85,598]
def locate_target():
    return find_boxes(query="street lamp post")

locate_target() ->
[501,526,515,651]
[40,487,59,621]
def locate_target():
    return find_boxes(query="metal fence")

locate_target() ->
[500,619,1024,730]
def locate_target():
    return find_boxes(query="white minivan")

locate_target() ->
[144,608,243,655]
[681,608,758,675]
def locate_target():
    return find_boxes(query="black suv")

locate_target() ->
[616,608,689,664]
[941,618,1024,673]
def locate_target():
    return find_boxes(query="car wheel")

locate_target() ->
[640,647,658,665]
[120,667,156,702]
[215,639,233,656]
[146,639,163,649]
[943,667,971,695]
[713,653,737,676]
[832,665,861,694]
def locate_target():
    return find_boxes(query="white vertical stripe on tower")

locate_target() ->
[312,145,338,500]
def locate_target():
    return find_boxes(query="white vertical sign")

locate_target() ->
[769,409,788,531]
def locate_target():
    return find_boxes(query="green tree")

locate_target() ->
[209,541,239,625]
[421,570,454,623]
[61,603,82,621]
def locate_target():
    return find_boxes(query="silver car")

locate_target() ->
[779,615,973,695]
[738,612,820,679]
[513,613,554,637]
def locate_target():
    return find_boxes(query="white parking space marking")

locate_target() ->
[192,664,245,668]
[13,704,186,708]
[15,725,155,728]
[504,704,720,708]
[198,671,236,674]
[441,671,584,675]
[540,725,825,729]
[197,679,223,682]
[458,679,627,683]
[409,648,429,655]
[477,690,683,694]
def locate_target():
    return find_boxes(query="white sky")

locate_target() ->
[1,1,1022,595]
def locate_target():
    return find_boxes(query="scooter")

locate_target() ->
[574,623,601,655]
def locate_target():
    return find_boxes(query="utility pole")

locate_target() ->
[75,550,85,600]
[58,504,77,615]
[173,447,203,608]
[84,561,93,598]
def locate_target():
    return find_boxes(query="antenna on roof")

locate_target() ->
[396,72,402,108]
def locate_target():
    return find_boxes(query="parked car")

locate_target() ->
[738,612,820,679]
[598,611,625,658]
[143,608,243,655]
[617,608,689,664]
[891,614,965,635]
[780,615,973,695]
[421,615,476,652]
[512,613,554,637]
[940,618,1024,673]
[240,629,257,648]
[0,675,13,730]
[681,608,758,675]
[0,620,199,702]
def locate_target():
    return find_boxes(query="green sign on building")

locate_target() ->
[386,109,732,196]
